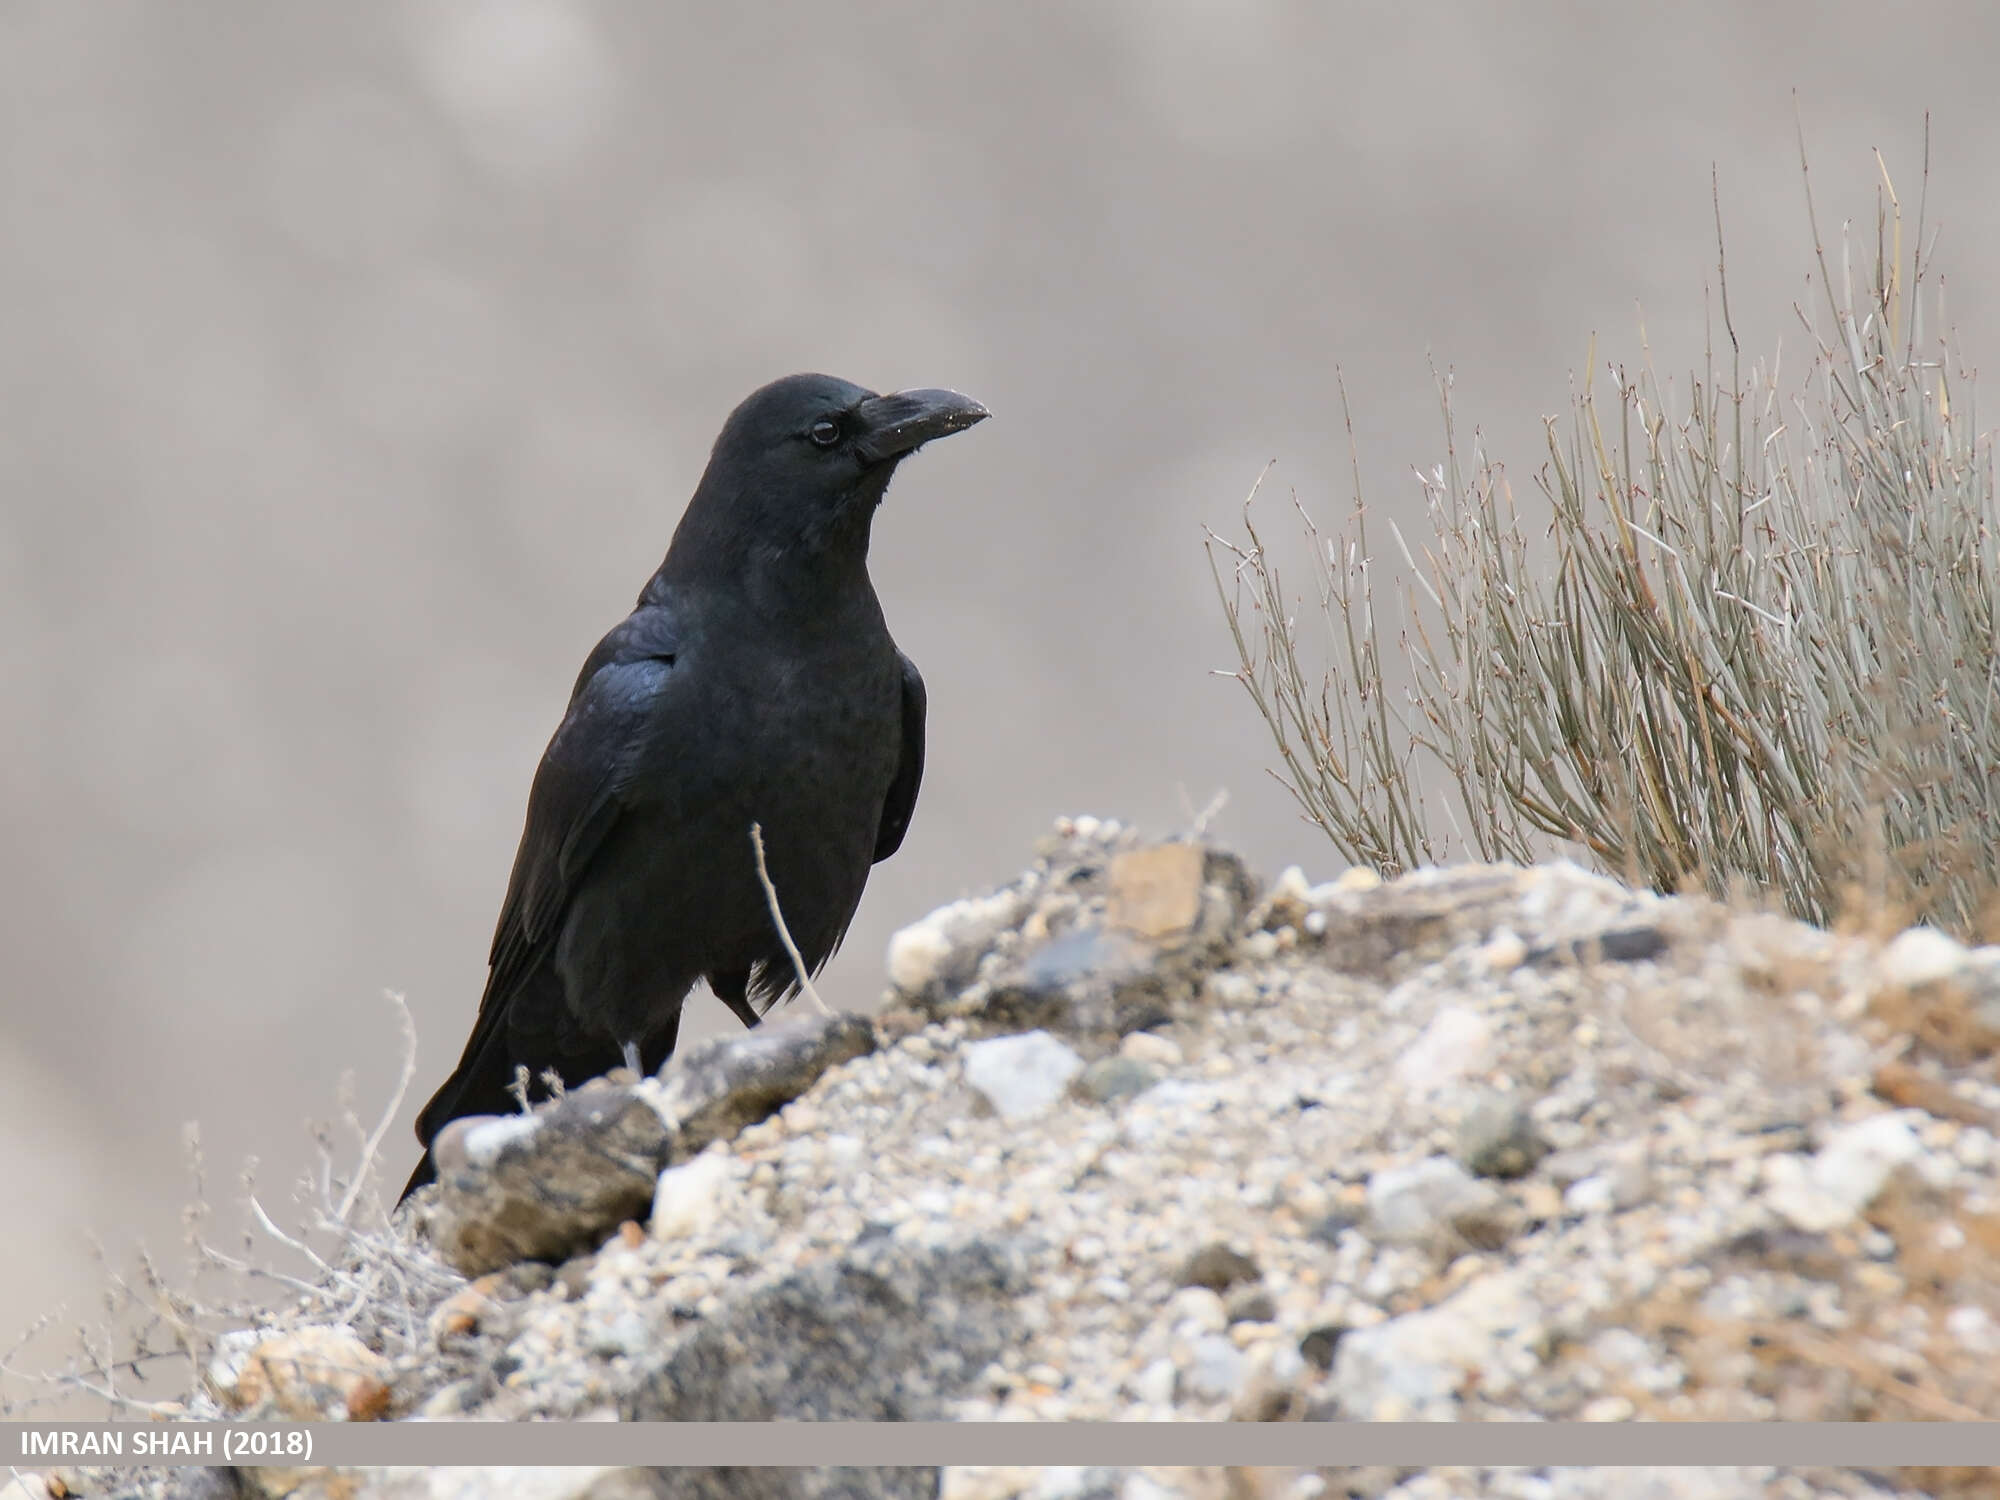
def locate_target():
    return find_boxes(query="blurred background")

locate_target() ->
[4,0,1998,1382]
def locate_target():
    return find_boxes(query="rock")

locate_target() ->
[1872,1058,1999,1127]
[1224,1283,1278,1324]
[1365,1155,1502,1244]
[1307,865,1526,976]
[223,1325,392,1422]
[983,925,1160,1035]
[1330,1271,1540,1419]
[1076,1055,1158,1104]
[429,1278,509,1341]
[1880,926,1969,988]
[622,1232,1027,1419]
[1764,1112,1923,1232]
[1165,1285,1228,1334]
[962,1030,1084,1120]
[427,1084,669,1276]
[651,1147,735,1239]
[1177,1241,1261,1292]
[1557,1144,1652,1217]
[1231,1341,1307,1421]
[1130,1356,1177,1406]
[1455,1089,1550,1179]
[887,890,1029,999]
[1393,1006,1494,1096]
[1526,926,1669,967]
[1118,1031,1183,1067]
[1250,864,1312,932]
[1563,1176,1618,1216]
[1106,843,1208,940]
[651,1011,878,1158]
[1945,1304,2000,1354]
[1297,1325,1344,1370]
[1179,1333,1246,1403]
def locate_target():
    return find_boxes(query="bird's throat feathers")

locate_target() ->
[651,472,885,614]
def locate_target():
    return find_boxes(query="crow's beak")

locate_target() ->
[853,388,989,464]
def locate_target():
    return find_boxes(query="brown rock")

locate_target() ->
[1108,843,1207,940]
[1179,1242,1261,1292]
[1872,1058,1999,1128]
[427,1083,670,1275]
[653,1010,878,1159]
[226,1326,391,1422]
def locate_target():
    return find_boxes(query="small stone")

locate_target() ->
[887,921,957,994]
[1767,1113,1923,1231]
[1232,1342,1306,1421]
[1330,1271,1538,1420]
[1179,1241,1261,1292]
[1590,1327,1654,1370]
[651,1147,733,1239]
[1332,867,1381,893]
[962,1030,1085,1120]
[653,1010,879,1156]
[1456,1089,1550,1180]
[887,890,1026,997]
[1225,1284,1278,1324]
[1106,843,1206,940]
[1564,1175,1616,1216]
[1880,926,1968,987]
[1580,1394,1635,1422]
[1307,1207,1362,1245]
[429,1281,506,1341]
[1078,1055,1159,1104]
[1298,1325,1344,1370]
[1366,1156,1502,1244]
[1394,1006,1494,1096]
[1119,1030,1183,1067]
[1478,928,1528,972]
[1946,1305,2000,1354]
[1131,1357,1178,1406]
[1168,1285,1229,1334]
[225,1326,393,1422]
[1241,930,1280,962]
[1181,1334,1248,1403]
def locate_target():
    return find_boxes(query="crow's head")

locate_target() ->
[675,373,988,566]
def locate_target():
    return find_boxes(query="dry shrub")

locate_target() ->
[1212,136,1999,938]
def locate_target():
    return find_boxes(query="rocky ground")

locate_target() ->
[15,818,2000,1500]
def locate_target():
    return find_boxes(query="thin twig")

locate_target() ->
[748,822,832,1016]
[334,990,418,1225]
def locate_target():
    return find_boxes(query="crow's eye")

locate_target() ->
[809,417,842,448]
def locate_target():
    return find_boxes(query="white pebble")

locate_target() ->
[1168,1285,1228,1333]
[1120,1031,1183,1067]
[1880,926,1968,987]
[962,1030,1085,1121]
[886,918,956,993]
[651,1149,732,1239]
[1130,1357,1177,1406]
[1946,1305,2000,1354]
[1394,1006,1494,1097]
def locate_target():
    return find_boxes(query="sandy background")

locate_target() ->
[3,1,1997,1382]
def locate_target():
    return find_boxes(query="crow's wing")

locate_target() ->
[409,607,679,1160]
[482,608,680,1011]
[872,651,926,862]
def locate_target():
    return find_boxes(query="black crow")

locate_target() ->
[402,373,986,1198]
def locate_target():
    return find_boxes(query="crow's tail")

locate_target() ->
[400,966,567,1203]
